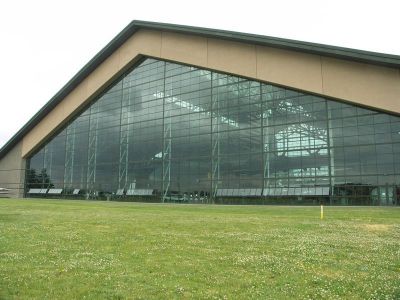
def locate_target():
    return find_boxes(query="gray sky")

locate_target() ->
[1,0,399,149]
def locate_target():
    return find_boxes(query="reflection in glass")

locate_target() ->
[25,58,400,205]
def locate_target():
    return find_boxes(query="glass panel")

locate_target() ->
[25,57,400,205]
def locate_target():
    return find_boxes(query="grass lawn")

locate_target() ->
[0,199,399,299]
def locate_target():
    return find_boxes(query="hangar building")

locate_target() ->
[1,21,400,205]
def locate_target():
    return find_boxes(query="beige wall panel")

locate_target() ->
[18,29,400,159]
[161,32,207,67]
[207,38,257,78]
[322,58,400,114]
[119,29,162,68]
[256,46,323,94]
[0,141,25,198]
[22,102,66,157]
[60,79,89,117]
[86,50,122,97]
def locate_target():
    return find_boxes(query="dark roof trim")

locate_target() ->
[1,20,399,159]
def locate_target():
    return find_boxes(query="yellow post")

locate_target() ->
[320,204,324,220]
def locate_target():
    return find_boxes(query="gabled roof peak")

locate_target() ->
[1,20,399,159]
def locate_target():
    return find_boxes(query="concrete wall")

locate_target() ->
[0,141,25,198]
[14,29,400,159]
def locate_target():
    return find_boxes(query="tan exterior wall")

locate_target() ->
[0,141,25,198]
[20,29,400,158]
[256,46,324,94]
[161,31,207,67]
[321,57,400,112]
[207,38,257,79]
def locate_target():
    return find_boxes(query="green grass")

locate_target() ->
[0,199,399,299]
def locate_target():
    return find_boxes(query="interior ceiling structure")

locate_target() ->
[23,57,400,205]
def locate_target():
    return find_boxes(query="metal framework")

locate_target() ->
[162,108,171,202]
[118,79,131,190]
[86,103,99,193]
[19,56,400,207]
[326,102,334,204]
[43,143,53,186]
[64,122,76,190]
[161,62,171,202]
[211,76,220,201]
[263,112,271,190]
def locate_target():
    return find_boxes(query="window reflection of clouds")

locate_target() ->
[25,57,400,204]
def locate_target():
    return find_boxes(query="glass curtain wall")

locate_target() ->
[25,58,400,205]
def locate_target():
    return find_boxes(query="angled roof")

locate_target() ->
[1,20,400,159]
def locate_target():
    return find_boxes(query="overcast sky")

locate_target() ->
[1,0,399,149]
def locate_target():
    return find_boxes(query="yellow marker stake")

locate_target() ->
[320,205,324,220]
